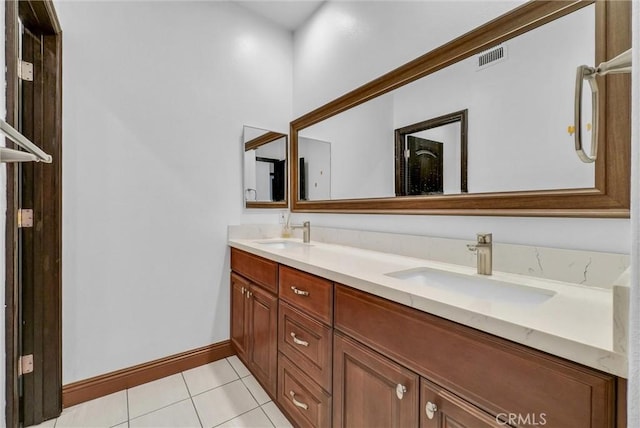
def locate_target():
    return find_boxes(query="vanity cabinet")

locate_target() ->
[229,247,623,428]
[277,266,334,428]
[334,284,618,428]
[230,249,278,396]
[333,332,419,427]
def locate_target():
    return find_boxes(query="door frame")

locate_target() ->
[5,1,62,426]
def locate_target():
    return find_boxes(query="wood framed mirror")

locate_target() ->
[290,0,630,217]
[244,126,288,209]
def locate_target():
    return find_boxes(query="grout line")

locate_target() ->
[126,388,130,427]
[226,356,247,379]
[259,403,277,428]
[127,373,193,421]
[240,376,268,406]
[127,397,193,422]
[190,378,246,399]
[184,373,205,428]
[181,371,194,397]
[211,405,262,428]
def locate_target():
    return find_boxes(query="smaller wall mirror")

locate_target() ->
[243,125,288,208]
[395,109,468,196]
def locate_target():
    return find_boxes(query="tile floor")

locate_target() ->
[32,356,294,428]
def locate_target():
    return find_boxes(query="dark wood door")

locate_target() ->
[230,273,249,360]
[17,20,62,427]
[406,136,444,195]
[421,379,510,428]
[248,284,277,396]
[333,332,419,428]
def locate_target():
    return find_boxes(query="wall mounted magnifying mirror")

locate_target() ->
[243,125,288,209]
[290,1,630,217]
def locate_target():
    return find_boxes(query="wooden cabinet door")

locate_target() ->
[421,379,510,428]
[230,273,249,360]
[333,332,419,428]
[248,284,278,396]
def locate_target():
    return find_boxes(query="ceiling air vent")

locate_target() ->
[477,43,507,70]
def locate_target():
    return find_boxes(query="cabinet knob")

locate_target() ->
[290,332,309,347]
[396,384,407,400]
[289,390,309,410]
[241,286,245,295]
[425,401,438,419]
[290,286,310,296]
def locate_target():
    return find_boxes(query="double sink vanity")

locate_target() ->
[228,225,628,427]
[235,0,631,426]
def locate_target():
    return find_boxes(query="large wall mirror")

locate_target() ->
[291,0,630,217]
[244,125,288,209]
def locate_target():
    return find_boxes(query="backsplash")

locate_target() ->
[228,224,629,289]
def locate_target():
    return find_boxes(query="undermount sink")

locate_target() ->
[254,240,309,250]
[385,267,556,305]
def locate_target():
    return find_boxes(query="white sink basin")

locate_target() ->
[254,240,309,250]
[385,267,556,305]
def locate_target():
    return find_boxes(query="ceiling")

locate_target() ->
[233,1,325,31]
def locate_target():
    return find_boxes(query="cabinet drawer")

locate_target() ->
[231,248,278,293]
[279,266,333,325]
[334,284,616,428]
[279,301,333,392]
[278,353,332,428]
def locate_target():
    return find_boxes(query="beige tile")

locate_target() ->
[128,373,190,419]
[56,391,128,427]
[241,375,270,405]
[261,402,293,428]
[111,423,128,428]
[217,407,273,427]
[226,356,251,378]
[129,399,201,428]
[183,359,239,396]
[192,380,257,427]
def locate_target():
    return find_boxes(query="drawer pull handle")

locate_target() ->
[396,384,407,400]
[425,401,438,419]
[289,391,309,410]
[241,286,245,295]
[291,286,310,296]
[290,332,309,347]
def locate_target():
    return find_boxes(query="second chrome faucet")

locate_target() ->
[467,233,492,275]
[291,221,311,243]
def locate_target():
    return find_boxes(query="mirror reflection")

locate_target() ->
[395,110,467,196]
[243,126,287,207]
[298,137,331,200]
[296,3,595,202]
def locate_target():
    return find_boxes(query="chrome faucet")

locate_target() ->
[466,233,492,275]
[291,221,311,243]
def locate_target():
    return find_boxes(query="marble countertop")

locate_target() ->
[228,237,627,378]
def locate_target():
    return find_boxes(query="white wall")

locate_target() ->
[291,0,630,254]
[56,0,292,383]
